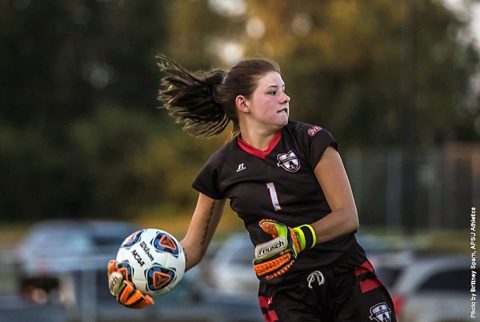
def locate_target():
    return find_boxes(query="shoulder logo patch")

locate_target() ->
[307,125,322,137]
[277,150,300,172]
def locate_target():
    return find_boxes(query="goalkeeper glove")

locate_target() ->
[253,219,316,283]
[107,260,154,309]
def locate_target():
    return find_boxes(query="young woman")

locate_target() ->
[108,56,397,322]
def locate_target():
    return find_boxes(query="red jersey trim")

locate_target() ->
[237,131,281,159]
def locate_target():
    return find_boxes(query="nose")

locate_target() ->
[281,91,290,103]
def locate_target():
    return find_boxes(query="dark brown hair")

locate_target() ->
[157,55,280,137]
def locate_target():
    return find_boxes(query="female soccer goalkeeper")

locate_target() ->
[108,56,397,322]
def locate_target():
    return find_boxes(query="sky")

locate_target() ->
[442,0,480,48]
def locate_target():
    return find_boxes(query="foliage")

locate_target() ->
[0,0,478,221]
[241,0,479,145]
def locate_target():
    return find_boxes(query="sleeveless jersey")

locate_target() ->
[192,121,357,271]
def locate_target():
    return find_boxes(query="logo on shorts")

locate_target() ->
[369,302,392,322]
[307,270,325,289]
[276,150,300,172]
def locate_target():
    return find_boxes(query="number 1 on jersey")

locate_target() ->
[266,182,282,211]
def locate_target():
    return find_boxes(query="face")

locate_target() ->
[240,71,290,132]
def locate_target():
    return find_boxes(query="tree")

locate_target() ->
[0,0,478,222]
[0,0,170,220]
[165,0,479,145]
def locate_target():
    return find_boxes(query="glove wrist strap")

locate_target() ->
[295,224,316,251]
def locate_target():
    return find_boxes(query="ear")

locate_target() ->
[235,95,250,114]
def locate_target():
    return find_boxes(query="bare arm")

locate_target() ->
[180,193,226,270]
[310,146,359,243]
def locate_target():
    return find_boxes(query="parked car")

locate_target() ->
[156,268,263,322]
[208,232,258,296]
[59,266,263,322]
[13,219,138,301]
[0,295,66,322]
[374,253,471,322]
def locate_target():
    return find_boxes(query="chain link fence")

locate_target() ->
[344,143,480,231]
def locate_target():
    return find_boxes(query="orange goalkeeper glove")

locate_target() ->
[253,219,316,283]
[107,260,154,309]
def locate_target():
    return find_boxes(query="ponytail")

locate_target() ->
[156,55,230,137]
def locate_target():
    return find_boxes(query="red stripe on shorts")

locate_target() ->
[355,260,382,293]
[259,296,269,309]
[258,296,279,322]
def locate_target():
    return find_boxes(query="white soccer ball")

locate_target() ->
[115,228,186,297]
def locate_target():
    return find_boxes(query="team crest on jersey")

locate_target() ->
[277,150,300,172]
[369,302,392,322]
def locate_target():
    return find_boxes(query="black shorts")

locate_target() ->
[257,245,397,322]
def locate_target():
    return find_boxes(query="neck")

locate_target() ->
[239,128,278,150]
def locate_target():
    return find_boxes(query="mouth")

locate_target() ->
[277,107,288,114]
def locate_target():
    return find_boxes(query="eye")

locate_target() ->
[268,90,277,95]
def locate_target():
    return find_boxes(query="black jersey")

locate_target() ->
[193,121,356,270]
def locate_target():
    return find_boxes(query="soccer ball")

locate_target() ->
[115,228,186,297]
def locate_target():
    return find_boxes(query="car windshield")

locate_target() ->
[88,222,136,248]
[24,229,91,252]
[91,234,127,247]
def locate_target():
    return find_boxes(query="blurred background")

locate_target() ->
[0,0,479,321]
